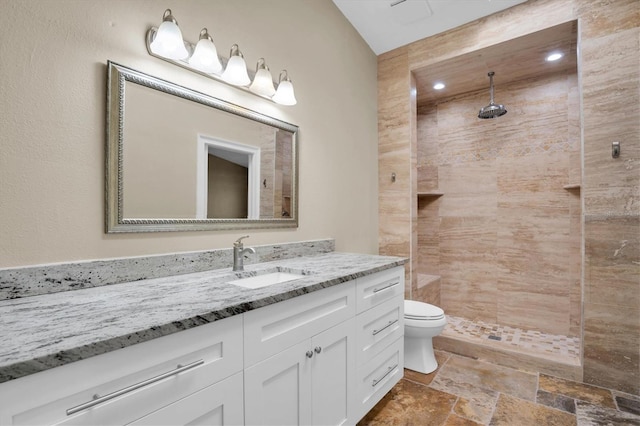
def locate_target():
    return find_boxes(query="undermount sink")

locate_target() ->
[227,269,308,289]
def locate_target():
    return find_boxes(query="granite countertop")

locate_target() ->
[0,252,406,384]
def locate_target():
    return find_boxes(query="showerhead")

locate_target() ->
[478,71,507,119]
[478,103,507,119]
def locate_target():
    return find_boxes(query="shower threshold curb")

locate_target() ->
[434,333,582,382]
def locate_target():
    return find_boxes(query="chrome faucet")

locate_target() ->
[233,235,256,272]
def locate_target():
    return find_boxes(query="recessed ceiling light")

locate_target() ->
[546,52,563,62]
[433,82,445,90]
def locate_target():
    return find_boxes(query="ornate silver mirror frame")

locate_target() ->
[106,61,299,233]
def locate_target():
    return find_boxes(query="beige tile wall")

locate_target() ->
[378,0,640,395]
[416,73,580,337]
[378,46,413,295]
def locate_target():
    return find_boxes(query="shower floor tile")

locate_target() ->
[442,315,581,362]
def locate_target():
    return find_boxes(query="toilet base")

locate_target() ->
[404,335,438,374]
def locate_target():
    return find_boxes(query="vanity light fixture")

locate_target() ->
[272,70,297,106]
[149,9,189,60]
[188,28,223,74]
[249,58,276,97]
[146,9,297,105]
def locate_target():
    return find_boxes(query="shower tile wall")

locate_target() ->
[378,46,413,296]
[580,21,640,394]
[416,72,581,338]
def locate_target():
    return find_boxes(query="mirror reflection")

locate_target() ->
[106,61,298,233]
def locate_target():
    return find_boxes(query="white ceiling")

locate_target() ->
[332,0,528,55]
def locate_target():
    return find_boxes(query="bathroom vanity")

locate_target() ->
[0,252,405,425]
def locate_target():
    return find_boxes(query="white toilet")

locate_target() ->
[404,300,447,374]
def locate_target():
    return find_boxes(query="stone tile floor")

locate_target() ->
[358,351,640,426]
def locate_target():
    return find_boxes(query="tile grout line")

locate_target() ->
[487,391,501,425]
[444,396,461,426]
[611,389,620,411]
[532,368,581,419]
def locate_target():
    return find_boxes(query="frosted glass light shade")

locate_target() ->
[273,75,297,106]
[250,68,276,97]
[188,29,222,74]
[149,11,188,60]
[222,54,250,86]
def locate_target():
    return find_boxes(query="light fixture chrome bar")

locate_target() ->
[145,27,278,102]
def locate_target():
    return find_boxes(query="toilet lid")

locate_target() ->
[404,300,445,320]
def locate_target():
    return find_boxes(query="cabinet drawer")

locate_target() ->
[3,315,243,426]
[356,294,404,364]
[244,282,356,367]
[355,336,404,421]
[356,267,404,313]
[128,371,244,426]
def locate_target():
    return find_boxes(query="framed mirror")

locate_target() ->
[106,61,299,233]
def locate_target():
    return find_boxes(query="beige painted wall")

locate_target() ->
[378,0,639,395]
[0,0,379,267]
[207,156,248,219]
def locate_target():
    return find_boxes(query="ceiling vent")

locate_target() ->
[389,0,433,25]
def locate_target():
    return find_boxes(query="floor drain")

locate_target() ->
[488,335,502,341]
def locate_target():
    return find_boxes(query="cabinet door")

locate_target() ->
[244,341,311,426]
[126,372,243,426]
[310,318,356,426]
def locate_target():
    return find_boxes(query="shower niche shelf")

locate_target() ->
[417,191,444,198]
[563,184,581,190]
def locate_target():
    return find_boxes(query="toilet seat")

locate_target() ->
[404,300,445,320]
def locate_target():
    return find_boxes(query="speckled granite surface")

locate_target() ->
[0,239,334,300]
[0,251,406,384]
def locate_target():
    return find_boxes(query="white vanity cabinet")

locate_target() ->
[243,282,357,426]
[0,315,244,426]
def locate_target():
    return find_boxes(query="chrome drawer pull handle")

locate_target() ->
[315,346,322,354]
[372,280,399,294]
[372,364,398,387]
[306,350,314,358]
[66,359,204,416]
[372,319,398,336]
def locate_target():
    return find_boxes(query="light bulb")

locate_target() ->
[546,52,563,62]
